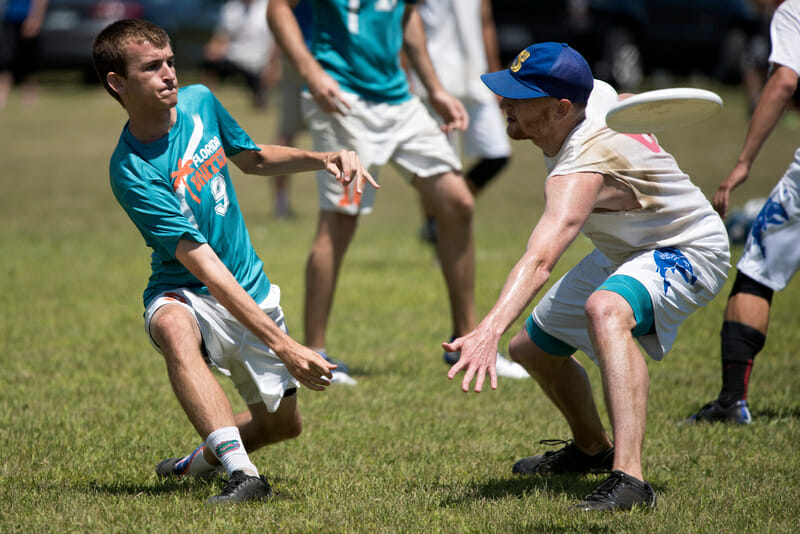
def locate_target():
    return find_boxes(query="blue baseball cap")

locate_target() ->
[481,42,593,103]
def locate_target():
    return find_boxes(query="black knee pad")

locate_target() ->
[466,157,509,191]
[729,271,774,303]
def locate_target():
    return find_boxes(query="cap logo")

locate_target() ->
[510,49,530,73]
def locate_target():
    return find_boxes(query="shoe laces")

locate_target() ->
[583,471,624,502]
[537,439,573,462]
[218,471,250,496]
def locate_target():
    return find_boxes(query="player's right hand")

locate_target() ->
[281,347,336,391]
[308,70,351,115]
[714,163,750,218]
[324,150,378,194]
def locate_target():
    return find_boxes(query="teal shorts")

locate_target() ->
[525,274,654,357]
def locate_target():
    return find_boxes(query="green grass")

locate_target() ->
[2,77,799,532]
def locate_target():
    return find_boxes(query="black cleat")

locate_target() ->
[573,470,657,512]
[512,439,614,475]
[685,399,752,425]
[206,470,273,505]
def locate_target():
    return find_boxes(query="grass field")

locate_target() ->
[2,76,799,533]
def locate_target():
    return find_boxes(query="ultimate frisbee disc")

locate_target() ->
[605,87,723,134]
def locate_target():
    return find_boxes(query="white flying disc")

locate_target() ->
[605,87,723,134]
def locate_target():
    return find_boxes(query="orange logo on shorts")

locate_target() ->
[338,183,363,208]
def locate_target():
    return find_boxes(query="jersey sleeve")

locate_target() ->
[769,3,800,76]
[206,88,260,156]
[111,158,207,260]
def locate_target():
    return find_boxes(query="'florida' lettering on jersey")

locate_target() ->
[110,84,270,307]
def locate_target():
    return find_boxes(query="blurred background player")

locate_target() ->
[202,0,277,110]
[0,0,49,109]
[688,0,800,425]
[270,0,312,219]
[409,0,511,245]
[268,0,529,382]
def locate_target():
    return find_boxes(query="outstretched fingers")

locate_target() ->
[444,336,499,393]
[325,150,378,193]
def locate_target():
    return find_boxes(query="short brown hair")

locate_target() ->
[92,19,171,105]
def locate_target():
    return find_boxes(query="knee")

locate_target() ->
[434,175,475,222]
[149,306,200,362]
[584,291,636,337]
[509,330,550,378]
[283,413,303,440]
[508,332,531,366]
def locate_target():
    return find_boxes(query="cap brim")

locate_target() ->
[480,70,548,99]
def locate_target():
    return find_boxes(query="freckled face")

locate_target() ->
[120,40,178,109]
[500,96,558,145]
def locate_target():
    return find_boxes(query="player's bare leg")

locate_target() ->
[509,330,612,453]
[304,209,359,350]
[586,290,648,481]
[150,304,237,437]
[413,171,476,336]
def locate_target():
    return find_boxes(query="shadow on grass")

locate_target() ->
[751,405,800,422]
[76,476,301,503]
[77,477,221,497]
[439,474,597,506]
[440,473,668,507]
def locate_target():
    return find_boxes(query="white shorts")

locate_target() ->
[737,157,800,291]
[144,285,300,413]
[425,95,511,161]
[302,91,462,215]
[530,247,726,363]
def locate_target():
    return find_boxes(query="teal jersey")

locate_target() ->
[310,0,413,103]
[109,84,270,308]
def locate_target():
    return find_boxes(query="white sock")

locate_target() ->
[174,444,216,476]
[205,426,258,477]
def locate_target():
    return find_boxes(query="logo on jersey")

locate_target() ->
[169,121,229,215]
[749,197,788,259]
[654,247,697,295]
[511,50,530,73]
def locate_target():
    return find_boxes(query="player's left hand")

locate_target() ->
[324,150,379,194]
[429,89,469,133]
[444,330,500,393]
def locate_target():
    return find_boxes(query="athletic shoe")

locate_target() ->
[443,338,529,379]
[155,455,222,479]
[573,470,657,512]
[495,353,530,379]
[316,350,357,386]
[685,399,752,425]
[206,470,273,505]
[419,218,437,245]
[443,343,460,365]
[512,439,614,475]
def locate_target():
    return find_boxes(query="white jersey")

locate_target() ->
[411,0,495,102]
[768,0,800,178]
[769,0,800,77]
[544,80,730,291]
[217,0,273,75]
[736,0,800,291]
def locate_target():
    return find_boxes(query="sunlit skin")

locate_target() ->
[107,40,179,143]
[500,96,577,157]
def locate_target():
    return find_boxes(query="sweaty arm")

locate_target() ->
[175,239,335,390]
[401,5,468,131]
[714,65,799,217]
[267,0,349,114]
[230,146,378,193]
[446,172,604,392]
